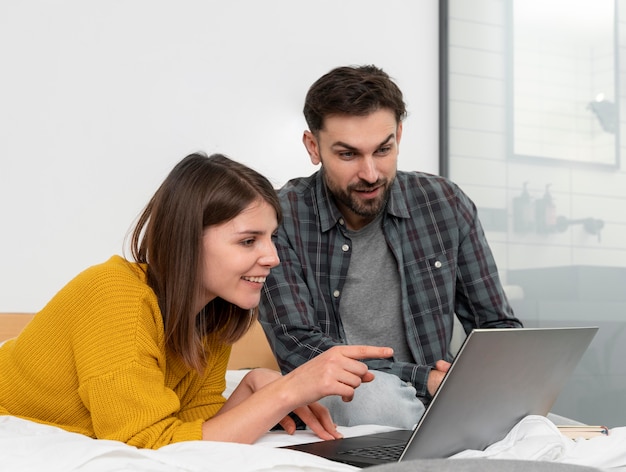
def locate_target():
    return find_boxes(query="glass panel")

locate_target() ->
[511,0,618,166]
[445,0,626,427]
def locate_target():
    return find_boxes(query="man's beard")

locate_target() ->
[324,174,392,219]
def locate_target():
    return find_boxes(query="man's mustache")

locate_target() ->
[349,180,386,192]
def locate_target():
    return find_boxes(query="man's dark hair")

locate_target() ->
[303,65,407,134]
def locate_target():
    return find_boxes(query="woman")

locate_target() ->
[0,153,392,448]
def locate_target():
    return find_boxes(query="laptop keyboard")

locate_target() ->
[338,443,405,461]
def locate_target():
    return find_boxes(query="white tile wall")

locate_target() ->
[448,48,504,79]
[449,101,507,133]
[447,0,626,427]
[449,128,507,160]
[448,0,626,272]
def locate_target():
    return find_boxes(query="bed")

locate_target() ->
[1,313,625,471]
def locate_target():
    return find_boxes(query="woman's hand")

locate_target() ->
[280,402,341,440]
[205,345,392,444]
[277,345,393,440]
[283,345,393,405]
[218,368,340,439]
[218,368,283,414]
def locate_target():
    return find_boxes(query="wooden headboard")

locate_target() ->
[0,313,278,371]
[0,313,34,343]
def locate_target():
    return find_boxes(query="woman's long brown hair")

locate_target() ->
[130,153,282,372]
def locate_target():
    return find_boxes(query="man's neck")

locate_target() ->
[335,201,378,231]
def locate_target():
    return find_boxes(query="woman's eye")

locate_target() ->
[240,239,255,247]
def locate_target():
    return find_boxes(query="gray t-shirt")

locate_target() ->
[339,213,412,363]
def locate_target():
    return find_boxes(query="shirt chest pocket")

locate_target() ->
[403,252,456,317]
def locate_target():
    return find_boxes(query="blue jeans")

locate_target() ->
[319,371,426,429]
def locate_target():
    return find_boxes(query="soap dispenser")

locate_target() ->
[513,182,533,233]
[535,184,557,233]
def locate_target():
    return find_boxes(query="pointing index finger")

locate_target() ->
[344,345,394,360]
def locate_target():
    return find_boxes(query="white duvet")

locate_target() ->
[1,370,625,471]
[2,414,626,472]
[0,414,359,472]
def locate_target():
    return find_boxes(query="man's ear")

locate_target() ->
[302,130,321,165]
[396,121,403,146]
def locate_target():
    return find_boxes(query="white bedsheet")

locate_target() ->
[0,415,386,472]
[2,414,626,471]
[452,415,626,470]
[1,369,625,471]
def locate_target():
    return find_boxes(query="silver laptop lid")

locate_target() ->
[400,326,598,460]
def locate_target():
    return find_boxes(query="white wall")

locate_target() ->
[0,1,439,312]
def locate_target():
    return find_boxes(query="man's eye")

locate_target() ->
[376,146,392,155]
[339,151,355,159]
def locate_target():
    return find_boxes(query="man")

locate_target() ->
[259,65,522,428]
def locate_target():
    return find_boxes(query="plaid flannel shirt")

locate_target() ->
[259,169,522,399]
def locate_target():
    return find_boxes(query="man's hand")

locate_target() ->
[426,360,451,396]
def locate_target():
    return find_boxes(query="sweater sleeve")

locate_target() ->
[79,359,205,447]
[176,339,231,425]
[0,257,232,448]
[78,343,231,448]
[70,258,229,449]
[75,296,233,448]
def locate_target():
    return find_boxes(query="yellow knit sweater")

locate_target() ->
[0,255,231,449]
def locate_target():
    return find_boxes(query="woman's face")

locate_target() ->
[200,199,280,310]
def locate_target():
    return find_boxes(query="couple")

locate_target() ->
[0,65,521,448]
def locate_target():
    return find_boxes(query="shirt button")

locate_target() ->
[333,290,340,298]
[434,260,442,268]
[339,218,345,226]
[342,244,350,252]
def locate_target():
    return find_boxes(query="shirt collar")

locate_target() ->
[314,169,411,233]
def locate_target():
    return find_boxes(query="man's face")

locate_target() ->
[303,108,402,230]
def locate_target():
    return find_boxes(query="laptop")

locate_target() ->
[283,327,598,468]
